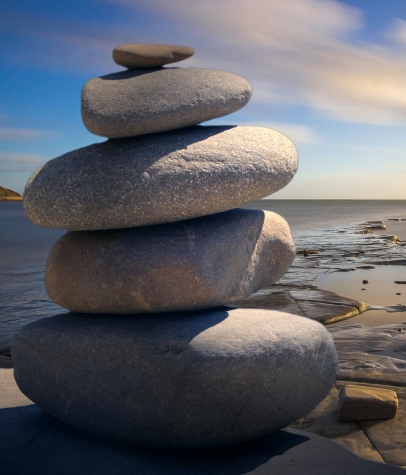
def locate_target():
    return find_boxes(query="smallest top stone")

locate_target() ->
[113,43,195,69]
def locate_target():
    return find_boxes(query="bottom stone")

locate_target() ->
[13,308,338,449]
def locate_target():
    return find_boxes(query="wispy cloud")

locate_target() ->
[0,127,58,141]
[4,1,406,125]
[0,7,147,73]
[106,0,406,125]
[0,152,47,172]
[245,122,321,144]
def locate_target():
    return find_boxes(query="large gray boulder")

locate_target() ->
[23,126,298,231]
[13,309,338,449]
[81,68,252,138]
[45,209,295,314]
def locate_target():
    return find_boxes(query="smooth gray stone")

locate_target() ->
[81,68,252,138]
[112,43,194,69]
[2,407,404,475]
[45,209,295,314]
[23,126,298,231]
[13,309,338,449]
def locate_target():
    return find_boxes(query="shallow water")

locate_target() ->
[243,199,406,233]
[318,266,406,327]
[1,200,406,348]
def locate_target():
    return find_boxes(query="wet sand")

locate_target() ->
[317,219,406,327]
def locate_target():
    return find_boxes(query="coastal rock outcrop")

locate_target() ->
[0,185,22,202]
[23,126,298,230]
[15,42,338,450]
[13,309,337,449]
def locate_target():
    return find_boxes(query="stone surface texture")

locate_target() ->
[290,386,385,463]
[23,126,298,231]
[81,68,252,138]
[330,323,406,386]
[45,209,295,314]
[113,43,194,68]
[12,309,338,449]
[291,379,406,468]
[337,385,398,422]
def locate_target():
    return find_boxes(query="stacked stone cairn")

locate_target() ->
[14,44,338,450]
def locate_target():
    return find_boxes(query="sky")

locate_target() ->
[1,0,406,199]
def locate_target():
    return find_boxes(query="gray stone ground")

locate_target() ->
[289,323,406,468]
[1,368,403,475]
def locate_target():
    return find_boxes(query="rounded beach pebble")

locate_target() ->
[113,43,194,69]
[13,309,338,449]
[23,125,298,231]
[45,209,295,314]
[81,68,252,138]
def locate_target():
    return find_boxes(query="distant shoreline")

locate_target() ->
[0,197,23,202]
[0,185,22,202]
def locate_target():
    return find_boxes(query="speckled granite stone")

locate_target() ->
[45,209,295,314]
[12,309,338,449]
[113,43,194,69]
[81,68,252,138]
[23,126,298,231]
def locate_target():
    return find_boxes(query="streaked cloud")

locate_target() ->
[0,7,144,73]
[0,127,57,141]
[244,122,321,144]
[106,0,406,125]
[0,152,47,172]
[3,0,406,126]
[273,172,406,200]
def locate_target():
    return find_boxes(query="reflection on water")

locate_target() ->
[318,266,406,327]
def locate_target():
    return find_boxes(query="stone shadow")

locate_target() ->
[0,403,306,475]
[1,404,402,475]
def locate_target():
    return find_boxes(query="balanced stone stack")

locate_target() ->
[14,44,338,450]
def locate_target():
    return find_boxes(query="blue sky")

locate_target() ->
[1,0,406,198]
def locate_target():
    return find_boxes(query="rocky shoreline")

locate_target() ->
[0,186,22,202]
[2,214,406,467]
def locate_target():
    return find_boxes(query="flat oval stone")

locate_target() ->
[23,126,298,231]
[45,209,295,314]
[81,68,252,138]
[13,309,338,449]
[113,43,194,69]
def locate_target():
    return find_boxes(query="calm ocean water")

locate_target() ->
[1,200,406,348]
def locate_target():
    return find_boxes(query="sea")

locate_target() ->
[1,200,406,349]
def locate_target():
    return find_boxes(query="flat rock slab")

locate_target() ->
[360,386,406,466]
[233,284,366,324]
[46,209,295,314]
[113,43,194,68]
[24,126,298,230]
[81,68,252,138]
[291,381,406,468]
[13,309,337,449]
[338,385,398,422]
[0,371,401,475]
[290,386,384,463]
[330,323,406,386]
[0,402,403,475]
